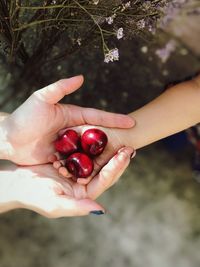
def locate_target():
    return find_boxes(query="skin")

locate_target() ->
[0,75,135,165]
[0,75,135,216]
[0,147,134,217]
[54,75,200,185]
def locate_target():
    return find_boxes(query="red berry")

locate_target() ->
[54,130,79,155]
[65,152,94,178]
[81,129,108,156]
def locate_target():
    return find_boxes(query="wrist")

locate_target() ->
[119,126,141,150]
[0,112,9,123]
[112,127,137,150]
[192,74,200,91]
[0,164,22,213]
[0,121,13,161]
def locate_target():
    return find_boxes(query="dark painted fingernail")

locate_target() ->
[90,210,105,215]
[130,150,136,159]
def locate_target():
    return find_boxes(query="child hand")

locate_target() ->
[52,125,135,185]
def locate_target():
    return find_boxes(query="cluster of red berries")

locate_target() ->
[54,129,108,179]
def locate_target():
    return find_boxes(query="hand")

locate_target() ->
[0,75,134,165]
[53,125,135,185]
[0,147,134,218]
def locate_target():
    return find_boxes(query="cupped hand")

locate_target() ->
[0,75,134,165]
[1,147,133,218]
[53,125,135,185]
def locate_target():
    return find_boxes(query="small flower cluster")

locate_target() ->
[104,48,119,63]
[0,0,191,65]
[155,40,177,63]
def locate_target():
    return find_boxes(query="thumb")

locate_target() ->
[34,75,84,104]
[87,147,134,200]
[50,197,105,218]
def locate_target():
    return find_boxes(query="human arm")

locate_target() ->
[121,74,200,149]
[0,146,133,217]
[53,75,200,184]
[0,75,135,165]
[0,113,8,122]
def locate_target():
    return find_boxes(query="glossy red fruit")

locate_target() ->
[54,130,79,155]
[81,128,108,156]
[65,152,94,178]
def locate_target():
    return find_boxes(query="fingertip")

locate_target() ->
[77,74,84,83]
[70,74,84,86]
[54,152,62,160]
[131,150,136,159]
[122,116,136,128]
[59,167,70,177]
[116,147,134,162]
[73,198,105,217]
[114,115,135,129]
[48,155,57,163]
[54,198,105,217]
[90,210,105,216]
[53,161,62,169]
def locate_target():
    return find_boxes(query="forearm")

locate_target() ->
[123,76,200,149]
[0,112,9,122]
[0,163,19,214]
[0,125,12,161]
[0,112,12,160]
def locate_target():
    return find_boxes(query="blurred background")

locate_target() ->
[0,1,200,267]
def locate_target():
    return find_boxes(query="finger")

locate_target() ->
[48,155,57,163]
[54,152,62,161]
[58,166,72,178]
[59,104,135,128]
[87,147,134,200]
[77,176,92,185]
[34,75,84,104]
[53,161,62,169]
[51,197,105,217]
[53,158,66,169]
[77,144,115,186]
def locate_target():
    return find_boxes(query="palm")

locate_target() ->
[2,76,134,166]
[25,164,88,198]
[14,147,132,218]
[8,164,100,218]
[5,98,69,165]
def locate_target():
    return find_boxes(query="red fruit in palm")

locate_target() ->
[65,152,94,178]
[54,130,79,155]
[81,128,108,156]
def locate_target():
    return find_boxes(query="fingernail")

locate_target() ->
[118,147,135,160]
[130,150,136,159]
[75,74,83,78]
[117,147,126,154]
[90,210,105,215]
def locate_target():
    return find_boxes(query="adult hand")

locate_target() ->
[0,75,134,165]
[0,147,134,217]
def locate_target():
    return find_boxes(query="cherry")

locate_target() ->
[54,130,79,155]
[81,128,108,156]
[65,152,94,178]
